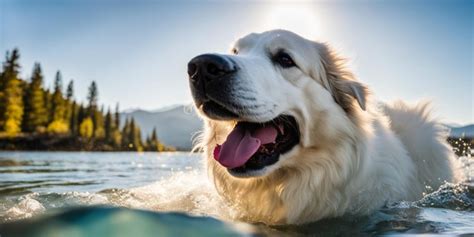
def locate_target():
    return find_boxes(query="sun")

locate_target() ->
[259,2,323,40]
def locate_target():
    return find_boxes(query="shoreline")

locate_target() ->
[0,134,188,152]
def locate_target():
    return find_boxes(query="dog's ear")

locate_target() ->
[334,79,367,111]
[318,43,368,112]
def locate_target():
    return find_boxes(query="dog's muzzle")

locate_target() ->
[187,54,240,120]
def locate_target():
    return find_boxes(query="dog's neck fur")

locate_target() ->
[200,102,379,224]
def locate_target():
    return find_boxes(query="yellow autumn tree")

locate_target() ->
[79,117,94,139]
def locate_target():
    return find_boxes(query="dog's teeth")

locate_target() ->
[278,125,285,135]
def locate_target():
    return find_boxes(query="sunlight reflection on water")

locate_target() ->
[0,151,472,236]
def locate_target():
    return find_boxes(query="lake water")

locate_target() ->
[0,152,473,236]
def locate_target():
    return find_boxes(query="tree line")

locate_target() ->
[0,48,171,151]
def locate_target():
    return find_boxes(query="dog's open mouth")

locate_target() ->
[213,115,300,174]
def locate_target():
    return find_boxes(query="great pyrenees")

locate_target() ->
[187,30,463,224]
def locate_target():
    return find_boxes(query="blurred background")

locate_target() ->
[0,0,472,151]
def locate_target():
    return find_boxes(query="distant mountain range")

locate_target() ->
[121,105,473,150]
[120,105,202,150]
[447,124,474,138]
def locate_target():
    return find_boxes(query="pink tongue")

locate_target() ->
[213,124,278,168]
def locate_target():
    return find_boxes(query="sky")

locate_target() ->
[0,0,472,124]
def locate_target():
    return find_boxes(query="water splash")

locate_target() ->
[0,170,236,223]
[415,182,474,211]
[0,151,473,235]
[3,193,45,221]
[2,178,473,235]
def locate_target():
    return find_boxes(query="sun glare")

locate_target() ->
[259,3,323,40]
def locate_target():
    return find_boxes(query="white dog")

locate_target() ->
[187,30,463,225]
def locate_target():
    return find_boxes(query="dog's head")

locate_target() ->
[188,30,368,178]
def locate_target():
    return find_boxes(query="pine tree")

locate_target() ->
[0,56,4,117]
[145,135,152,151]
[93,106,104,138]
[66,80,74,101]
[43,88,52,123]
[136,128,143,151]
[69,101,78,135]
[104,108,113,143]
[128,118,136,150]
[121,118,130,150]
[114,103,120,130]
[64,80,74,127]
[0,49,24,135]
[151,128,158,143]
[111,103,122,148]
[87,81,101,136]
[22,63,47,132]
[50,71,65,122]
[126,118,143,151]
[147,127,163,151]
[48,71,67,134]
[87,81,98,114]
[77,104,85,128]
[122,117,144,151]
[0,60,4,92]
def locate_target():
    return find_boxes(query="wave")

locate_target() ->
[1,158,473,235]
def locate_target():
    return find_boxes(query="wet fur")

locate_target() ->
[192,30,463,225]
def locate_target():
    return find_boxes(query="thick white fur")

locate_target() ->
[193,30,463,225]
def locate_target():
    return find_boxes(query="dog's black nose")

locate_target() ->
[187,54,235,82]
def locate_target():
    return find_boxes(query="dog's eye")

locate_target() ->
[232,48,238,55]
[274,52,296,68]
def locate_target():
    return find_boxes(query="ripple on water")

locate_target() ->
[1,180,473,236]
[0,152,473,236]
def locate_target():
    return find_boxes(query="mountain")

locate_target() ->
[120,105,203,150]
[448,124,474,138]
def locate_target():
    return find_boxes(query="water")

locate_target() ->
[0,152,472,236]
